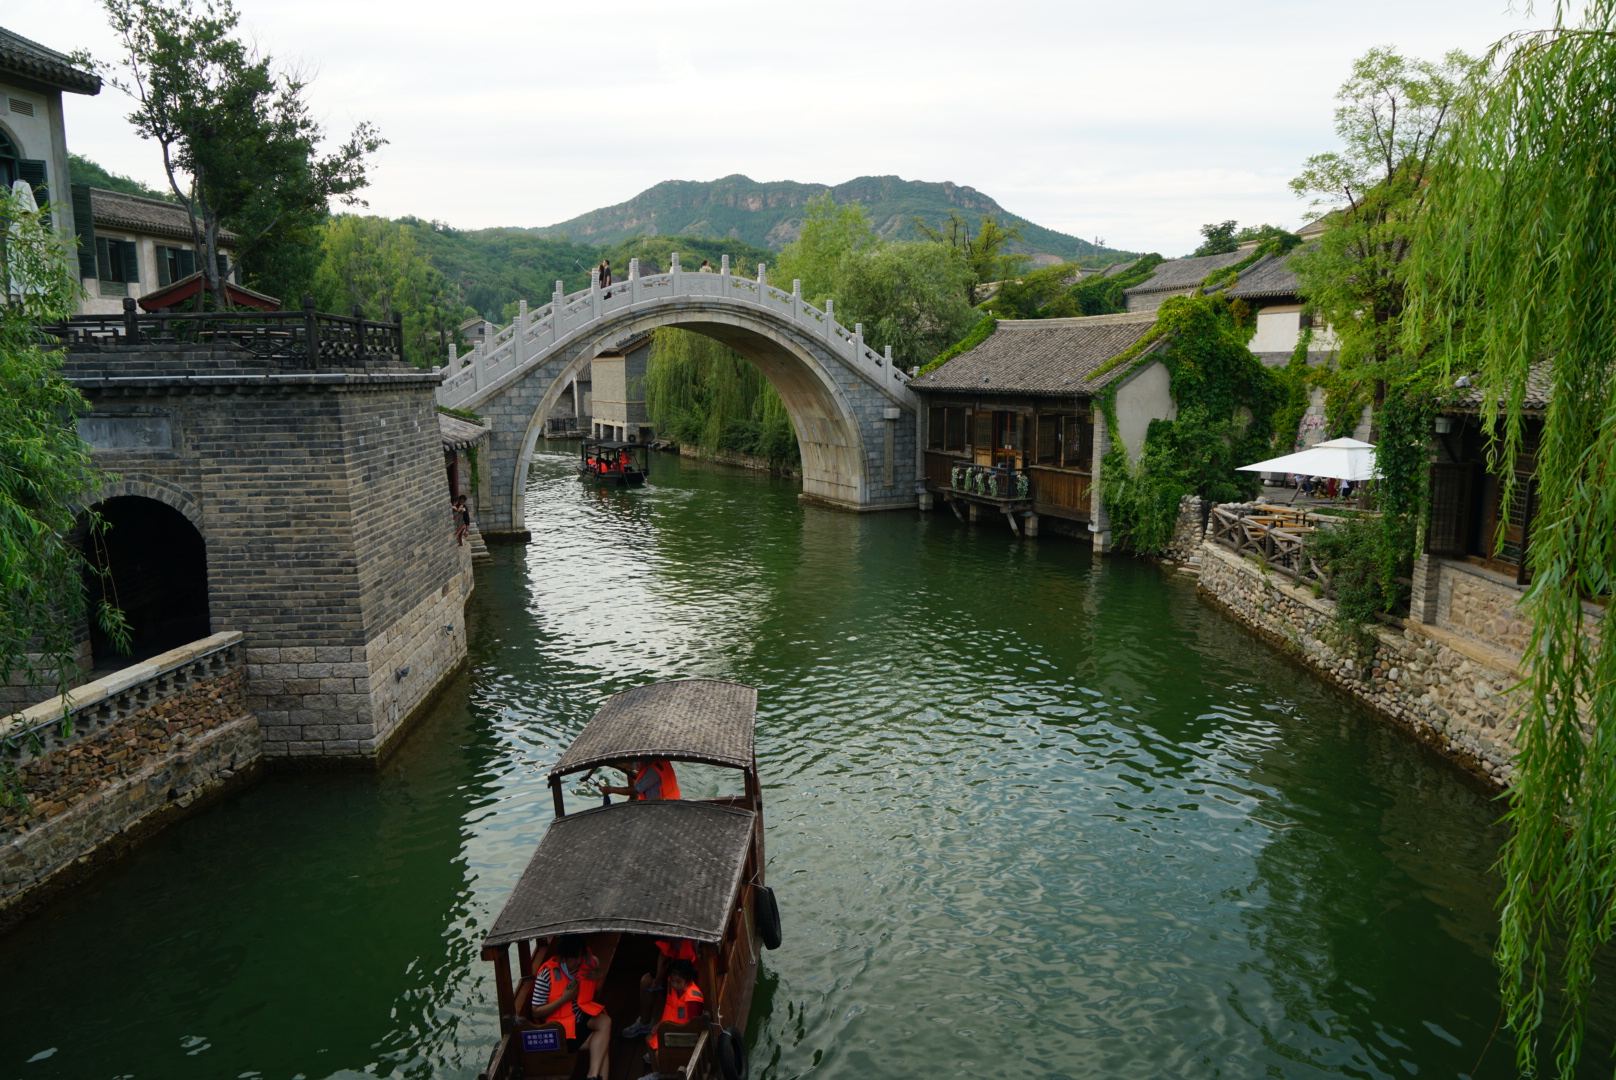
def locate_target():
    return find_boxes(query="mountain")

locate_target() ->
[534,175,1124,264]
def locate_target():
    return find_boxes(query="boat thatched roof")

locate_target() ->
[484,800,755,946]
[550,678,757,776]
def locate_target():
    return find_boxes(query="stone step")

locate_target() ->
[468,519,492,561]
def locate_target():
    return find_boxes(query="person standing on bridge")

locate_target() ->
[698,259,713,273]
[598,258,613,298]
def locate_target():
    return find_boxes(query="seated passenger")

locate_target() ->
[598,758,681,801]
[530,934,611,1080]
[645,958,703,1051]
[621,937,698,1039]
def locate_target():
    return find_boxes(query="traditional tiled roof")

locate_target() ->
[90,188,238,244]
[439,413,487,449]
[1124,250,1251,298]
[1454,364,1553,412]
[0,27,101,95]
[916,311,1164,396]
[1224,250,1303,301]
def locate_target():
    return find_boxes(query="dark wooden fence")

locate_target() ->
[46,296,406,368]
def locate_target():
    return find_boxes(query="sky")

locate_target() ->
[15,0,1537,255]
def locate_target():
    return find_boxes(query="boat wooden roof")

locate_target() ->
[550,679,757,776]
[484,799,756,946]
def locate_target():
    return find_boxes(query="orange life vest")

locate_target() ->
[533,953,604,1039]
[648,981,704,1049]
[654,938,698,962]
[634,760,681,800]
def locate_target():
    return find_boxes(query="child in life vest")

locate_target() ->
[621,937,698,1039]
[646,958,704,1050]
[530,934,611,1080]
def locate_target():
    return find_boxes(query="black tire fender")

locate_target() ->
[717,1026,748,1080]
[756,885,783,951]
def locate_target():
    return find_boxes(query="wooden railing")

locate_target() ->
[1207,505,1329,589]
[946,461,1029,501]
[1029,466,1091,513]
[46,296,406,369]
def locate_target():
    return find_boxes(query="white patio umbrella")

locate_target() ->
[1237,437,1380,482]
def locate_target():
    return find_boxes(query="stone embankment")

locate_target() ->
[675,443,799,478]
[1,633,258,925]
[1168,497,1532,788]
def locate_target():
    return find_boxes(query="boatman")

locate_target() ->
[621,937,699,1040]
[530,935,611,1080]
[598,758,681,801]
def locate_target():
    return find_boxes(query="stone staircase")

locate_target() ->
[467,518,491,561]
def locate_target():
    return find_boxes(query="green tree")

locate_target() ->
[1404,4,1616,1074]
[0,186,127,764]
[643,329,798,465]
[1192,220,1239,256]
[66,152,173,202]
[96,0,382,309]
[914,211,1028,305]
[834,242,976,370]
[772,192,877,305]
[313,216,460,367]
[1289,46,1478,436]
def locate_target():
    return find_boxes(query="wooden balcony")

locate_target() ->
[1028,466,1092,522]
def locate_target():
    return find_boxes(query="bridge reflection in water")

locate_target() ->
[2,449,1612,1080]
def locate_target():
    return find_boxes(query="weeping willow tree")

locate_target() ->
[643,328,799,466]
[1405,5,1616,1075]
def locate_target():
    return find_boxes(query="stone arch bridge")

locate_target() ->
[434,256,921,537]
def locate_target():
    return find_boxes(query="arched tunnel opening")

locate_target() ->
[82,496,211,667]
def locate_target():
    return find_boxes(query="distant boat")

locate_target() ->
[578,439,646,487]
[478,678,781,1080]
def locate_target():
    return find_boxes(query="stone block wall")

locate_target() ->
[1,632,259,919]
[67,346,471,759]
[1433,561,1534,656]
[1197,542,1522,787]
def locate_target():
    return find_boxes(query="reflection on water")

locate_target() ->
[3,445,1611,1079]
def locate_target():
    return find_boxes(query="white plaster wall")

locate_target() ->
[1251,305,1302,353]
[1113,359,1176,461]
[591,355,627,426]
[0,81,76,255]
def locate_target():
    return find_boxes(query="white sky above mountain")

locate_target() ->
[18,0,1534,255]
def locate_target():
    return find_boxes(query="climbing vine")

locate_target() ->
[1095,295,1287,553]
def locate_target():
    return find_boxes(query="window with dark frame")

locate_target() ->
[1036,415,1058,464]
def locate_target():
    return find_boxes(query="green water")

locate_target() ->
[3,447,1611,1079]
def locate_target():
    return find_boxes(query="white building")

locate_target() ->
[0,26,99,257]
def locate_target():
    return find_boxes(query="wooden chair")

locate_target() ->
[651,1020,710,1079]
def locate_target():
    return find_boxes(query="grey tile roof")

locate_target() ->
[1225,250,1304,300]
[1455,364,1552,412]
[1124,250,1250,297]
[917,311,1163,396]
[439,413,487,449]
[0,27,100,95]
[90,188,238,244]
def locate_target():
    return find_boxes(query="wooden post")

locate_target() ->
[488,944,516,1032]
[303,295,319,370]
[121,296,138,341]
[391,310,403,363]
[550,776,565,820]
[351,305,366,363]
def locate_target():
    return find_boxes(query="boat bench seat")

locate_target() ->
[512,933,622,1077]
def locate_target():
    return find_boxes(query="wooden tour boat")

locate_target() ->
[579,440,647,486]
[478,678,780,1080]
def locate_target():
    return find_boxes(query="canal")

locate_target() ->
[3,446,1608,1079]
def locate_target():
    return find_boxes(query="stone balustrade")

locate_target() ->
[2,632,259,921]
[434,254,914,411]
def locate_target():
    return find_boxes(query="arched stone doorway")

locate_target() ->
[82,496,211,665]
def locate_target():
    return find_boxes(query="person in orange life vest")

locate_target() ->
[597,758,681,801]
[529,934,611,1080]
[620,937,698,1040]
[645,958,703,1050]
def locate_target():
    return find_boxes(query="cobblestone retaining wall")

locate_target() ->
[1,633,259,920]
[1162,495,1207,563]
[1197,542,1521,787]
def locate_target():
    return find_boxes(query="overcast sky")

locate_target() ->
[17,0,1535,255]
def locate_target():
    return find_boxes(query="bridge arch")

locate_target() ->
[437,261,920,536]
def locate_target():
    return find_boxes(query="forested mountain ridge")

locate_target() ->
[534,174,1125,263]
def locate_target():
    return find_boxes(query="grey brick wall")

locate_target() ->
[66,346,470,759]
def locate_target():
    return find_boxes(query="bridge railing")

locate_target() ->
[435,255,914,410]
